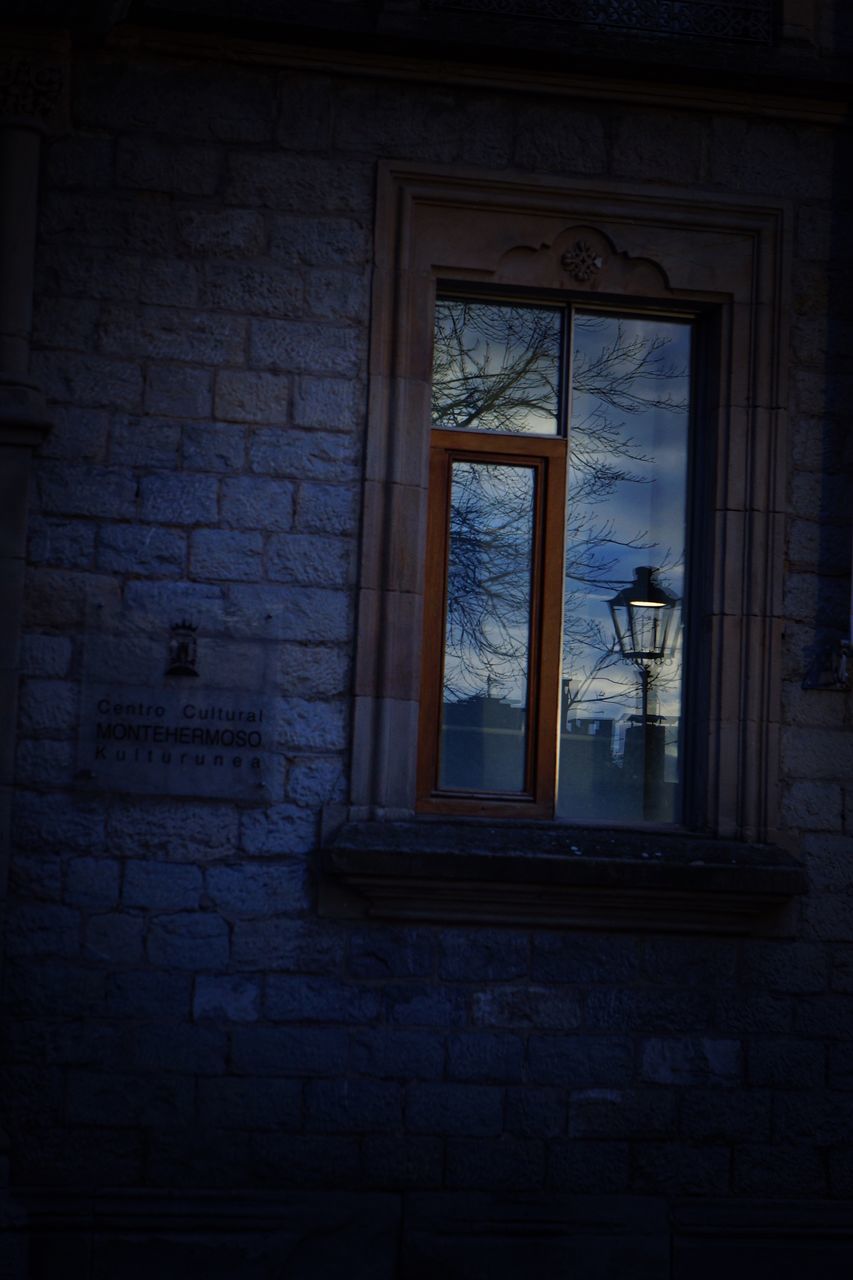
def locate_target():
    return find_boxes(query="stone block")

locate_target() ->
[679,1088,772,1142]
[349,1029,445,1080]
[98,303,246,365]
[830,1043,853,1090]
[4,902,80,957]
[251,1133,360,1186]
[110,416,181,467]
[5,958,105,1017]
[642,938,737,987]
[19,633,72,678]
[176,207,266,256]
[146,911,229,970]
[27,517,96,569]
[268,214,369,266]
[276,697,347,750]
[447,1032,524,1083]
[15,737,76,787]
[147,1127,250,1189]
[641,1038,742,1086]
[445,1137,545,1191]
[513,104,607,173]
[742,940,829,993]
[531,933,639,984]
[276,71,333,150]
[305,1078,402,1133]
[525,1034,630,1085]
[239,803,317,856]
[37,244,141,304]
[193,975,260,1022]
[406,1082,503,1136]
[65,856,121,909]
[294,482,359,535]
[39,191,174,255]
[386,984,467,1028]
[439,929,528,982]
[145,365,213,418]
[32,295,99,350]
[138,258,201,308]
[304,268,369,322]
[182,423,246,472]
[13,791,105,853]
[734,1143,826,1195]
[714,991,793,1034]
[128,1023,226,1075]
[123,861,203,911]
[250,427,360,482]
[360,1136,444,1189]
[220,475,295,530]
[569,1088,676,1139]
[795,993,853,1038]
[45,132,114,188]
[264,976,380,1024]
[633,1142,730,1195]
[710,118,834,200]
[231,1026,348,1076]
[348,926,434,979]
[107,800,238,860]
[747,1038,826,1088]
[9,852,62,902]
[267,534,355,585]
[116,136,221,195]
[105,969,192,1019]
[472,986,581,1031]
[227,582,352,643]
[220,913,334,977]
[97,523,186,577]
[585,989,713,1033]
[76,60,275,142]
[205,861,306,917]
[202,260,303,317]
[138,473,218,524]
[84,912,145,964]
[225,152,373,213]
[333,82,459,161]
[782,779,844,831]
[250,319,363,377]
[198,1077,303,1129]
[215,369,291,423]
[31,350,143,410]
[65,1070,193,1127]
[286,754,347,806]
[17,678,78,735]
[278,643,350,696]
[37,461,137,519]
[504,1087,566,1138]
[612,111,706,183]
[546,1140,630,1192]
[293,375,364,431]
[190,528,263,581]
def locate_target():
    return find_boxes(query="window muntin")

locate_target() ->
[420,297,692,824]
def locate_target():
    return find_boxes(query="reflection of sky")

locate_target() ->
[432,300,561,436]
[564,313,690,734]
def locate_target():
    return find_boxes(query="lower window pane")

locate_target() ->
[439,460,535,792]
[557,313,691,824]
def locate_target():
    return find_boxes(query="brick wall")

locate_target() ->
[3,40,853,1274]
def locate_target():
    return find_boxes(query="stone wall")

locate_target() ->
[3,34,853,1276]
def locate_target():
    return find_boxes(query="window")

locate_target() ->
[418,298,693,824]
[349,164,788,848]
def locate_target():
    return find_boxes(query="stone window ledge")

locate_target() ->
[318,821,806,935]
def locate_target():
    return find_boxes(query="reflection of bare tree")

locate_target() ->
[433,301,688,705]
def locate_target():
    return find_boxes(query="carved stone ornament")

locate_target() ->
[0,56,67,130]
[561,239,604,282]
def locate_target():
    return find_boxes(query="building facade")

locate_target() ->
[1,1,852,1274]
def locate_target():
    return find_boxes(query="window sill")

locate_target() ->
[318,820,806,935]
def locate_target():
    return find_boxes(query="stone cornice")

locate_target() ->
[109,25,850,126]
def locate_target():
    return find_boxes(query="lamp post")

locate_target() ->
[608,567,679,819]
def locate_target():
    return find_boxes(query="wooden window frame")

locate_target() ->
[349,162,789,846]
[417,430,566,818]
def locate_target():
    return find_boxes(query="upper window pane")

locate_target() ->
[432,299,562,436]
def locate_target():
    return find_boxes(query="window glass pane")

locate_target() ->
[558,313,691,824]
[432,299,562,435]
[439,460,536,792]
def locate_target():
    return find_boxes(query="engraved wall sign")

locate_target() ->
[76,601,281,804]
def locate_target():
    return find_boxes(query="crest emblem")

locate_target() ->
[165,620,199,678]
